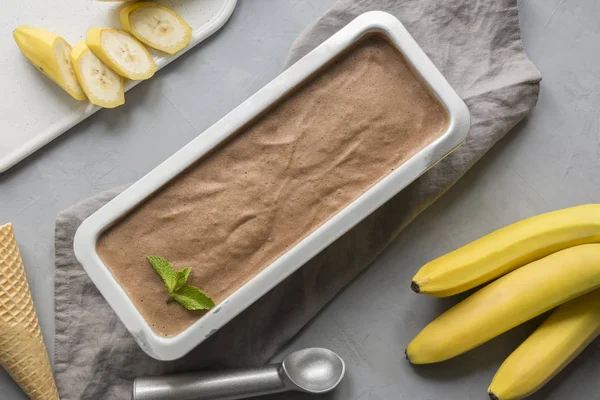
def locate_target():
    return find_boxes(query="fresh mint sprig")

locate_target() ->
[147,256,215,311]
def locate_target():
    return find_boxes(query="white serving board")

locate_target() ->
[0,0,237,173]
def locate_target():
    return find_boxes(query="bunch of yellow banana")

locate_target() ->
[12,2,192,108]
[406,204,600,400]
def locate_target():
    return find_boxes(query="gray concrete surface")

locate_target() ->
[1,0,599,399]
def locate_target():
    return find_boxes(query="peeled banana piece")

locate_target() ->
[120,2,192,55]
[412,204,600,297]
[87,28,156,80]
[488,289,600,400]
[13,26,86,101]
[406,244,600,364]
[70,41,124,108]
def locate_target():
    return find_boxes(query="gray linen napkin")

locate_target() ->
[54,1,541,398]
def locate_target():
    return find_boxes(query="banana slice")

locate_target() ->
[87,28,157,80]
[13,26,86,101]
[120,2,192,55]
[70,41,124,108]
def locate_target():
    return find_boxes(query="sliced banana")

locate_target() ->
[87,28,157,80]
[120,2,192,55]
[70,41,124,108]
[13,26,86,101]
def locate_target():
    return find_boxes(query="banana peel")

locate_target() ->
[488,289,600,400]
[412,204,600,297]
[407,244,600,364]
[13,26,86,101]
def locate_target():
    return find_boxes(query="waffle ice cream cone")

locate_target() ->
[0,223,59,400]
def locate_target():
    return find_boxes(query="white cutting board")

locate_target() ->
[0,0,237,173]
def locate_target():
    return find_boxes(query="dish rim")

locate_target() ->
[74,10,470,361]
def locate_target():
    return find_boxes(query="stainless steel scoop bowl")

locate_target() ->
[133,347,345,400]
[282,347,345,394]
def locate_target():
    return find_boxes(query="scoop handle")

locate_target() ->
[133,364,289,400]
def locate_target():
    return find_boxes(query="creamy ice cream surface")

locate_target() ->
[96,35,449,337]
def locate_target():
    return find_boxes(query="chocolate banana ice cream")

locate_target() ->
[97,35,449,337]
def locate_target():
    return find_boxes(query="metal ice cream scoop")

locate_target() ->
[133,347,346,400]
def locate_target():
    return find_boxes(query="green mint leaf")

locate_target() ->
[147,256,177,294]
[147,256,215,310]
[174,267,192,292]
[171,285,215,311]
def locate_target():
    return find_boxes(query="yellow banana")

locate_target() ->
[87,28,156,80]
[13,26,86,101]
[406,244,600,364]
[412,204,600,297]
[120,2,192,55]
[488,289,600,400]
[70,41,125,108]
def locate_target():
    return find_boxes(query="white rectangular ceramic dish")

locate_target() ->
[74,11,470,361]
